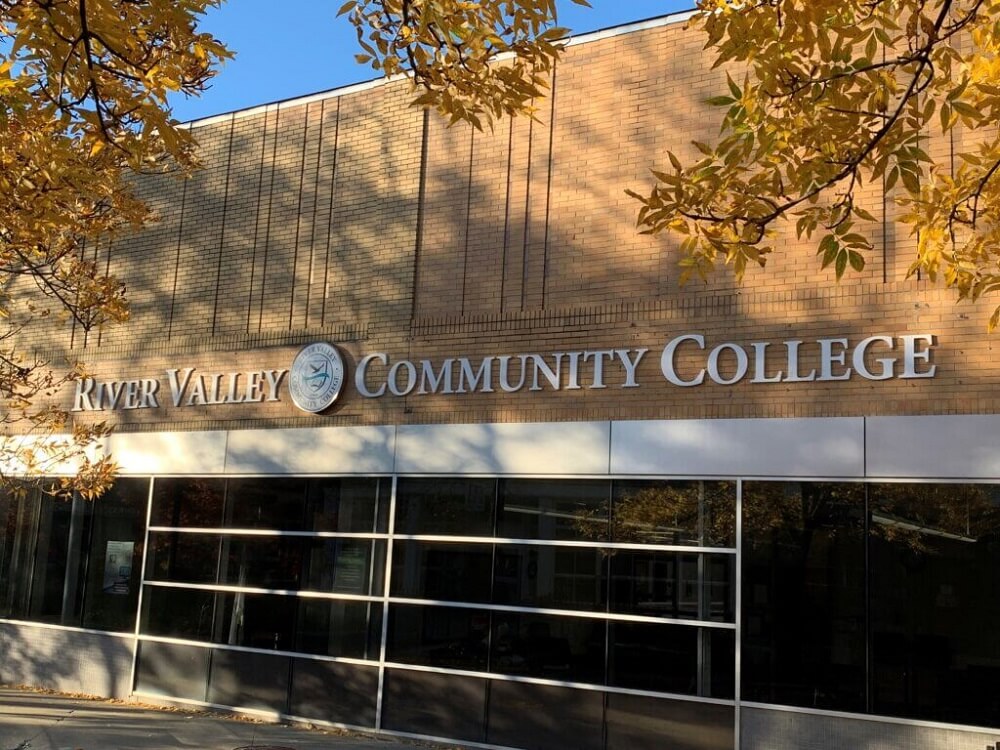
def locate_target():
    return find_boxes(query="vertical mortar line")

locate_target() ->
[461,127,475,316]
[499,116,515,314]
[520,108,535,312]
[541,64,558,310]
[259,106,282,333]
[211,115,236,336]
[409,109,430,323]
[321,98,341,328]
[882,44,888,284]
[305,99,326,328]
[289,103,311,330]
[96,236,113,347]
[247,105,270,334]
[167,178,188,340]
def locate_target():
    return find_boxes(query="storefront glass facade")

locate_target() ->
[3,473,999,749]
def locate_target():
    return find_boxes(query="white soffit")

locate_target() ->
[866,415,1000,479]
[107,431,227,475]
[395,422,611,475]
[611,418,866,477]
[224,426,395,474]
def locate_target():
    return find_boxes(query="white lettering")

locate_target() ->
[853,336,895,380]
[530,354,562,391]
[72,379,97,412]
[661,335,706,387]
[616,349,648,388]
[750,342,783,383]
[263,369,287,401]
[418,359,455,394]
[707,343,748,385]
[456,357,494,393]
[584,350,615,389]
[498,355,528,393]
[388,360,417,396]
[901,334,936,378]
[356,353,388,398]
[818,338,851,381]
[782,340,816,382]
[167,368,196,407]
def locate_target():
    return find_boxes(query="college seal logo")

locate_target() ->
[288,342,345,413]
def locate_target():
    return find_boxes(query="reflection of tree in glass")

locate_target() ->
[574,482,736,548]
[870,484,1000,554]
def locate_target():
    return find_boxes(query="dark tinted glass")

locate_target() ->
[609,621,694,694]
[26,494,89,624]
[394,478,495,536]
[295,598,381,659]
[390,541,492,603]
[381,669,486,742]
[386,604,489,671]
[226,478,310,530]
[606,693,735,750]
[134,641,210,702]
[81,478,147,631]
[207,649,290,712]
[145,532,220,583]
[493,545,607,611]
[304,478,385,533]
[741,481,866,711]
[0,486,37,618]
[141,586,217,641]
[217,535,304,589]
[486,681,603,750]
[488,611,605,683]
[610,550,734,622]
[290,659,379,727]
[150,478,226,528]
[302,538,384,595]
[498,479,608,541]
[612,480,736,547]
[869,482,1000,725]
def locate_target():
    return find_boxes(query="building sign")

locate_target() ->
[70,334,937,413]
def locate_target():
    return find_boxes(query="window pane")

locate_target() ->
[81,478,147,631]
[207,649,290,713]
[217,536,304,589]
[394,478,495,536]
[226,478,309,530]
[386,604,489,671]
[290,658,379,727]
[869,482,1000,726]
[302,538,383,595]
[390,541,492,604]
[150,478,225,528]
[486,681,603,750]
[295,598,381,660]
[610,551,733,623]
[741,481,866,711]
[26,494,90,625]
[381,669,486,743]
[0,486,37,619]
[612,481,736,547]
[606,693,735,750]
[141,585,217,641]
[498,479,608,542]
[145,532,220,584]
[488,611,605,684]
[493,545,607,612]
[304,478,385,533]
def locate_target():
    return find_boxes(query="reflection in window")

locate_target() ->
[493,545,607,611]
[611,481,737,548]
[395,478,496,536]
[610,551,733,622]
[390,541,492,603]
[869,483,1000,725]
[741,482,866,712]
[498,479,608,542]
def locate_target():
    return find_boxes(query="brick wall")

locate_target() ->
[23,15,1000,435]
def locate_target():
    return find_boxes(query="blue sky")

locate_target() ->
[169,1,694,122]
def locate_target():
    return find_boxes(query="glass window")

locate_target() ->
[390,541,492,603]
[486,681,603,750]
[150,478,226,528]
[0,485,37,619]
[394,478,496,536]
[141,585,218,641]
[612,480,736,547]
[386,604,490,671]
[80,478,147,631]
[488,611,605,684]
[493,545,607,612]
[145,532,220,584]
[290,658,379,727]
[741,481,866,711]
[295,598,381,660]
[226,478,310,530]
[609,550,733,622]
[869,482,1000,726]
[497,479,608,542]
[381,668,487,743]
[302,538,384,596]
[304,478,387,533]
[606,693,735,750]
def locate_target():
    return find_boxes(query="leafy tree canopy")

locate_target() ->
[626,0,1000,328]
[0,0,228,494]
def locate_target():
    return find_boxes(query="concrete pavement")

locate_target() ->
[0,688,433,750]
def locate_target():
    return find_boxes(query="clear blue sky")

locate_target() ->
[169,1,694,122]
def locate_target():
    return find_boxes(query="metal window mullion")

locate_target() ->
[375,475,397,731]
[129,477,156,696]
[734,478,743,750]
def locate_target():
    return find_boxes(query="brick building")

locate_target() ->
[2,11,1000,750]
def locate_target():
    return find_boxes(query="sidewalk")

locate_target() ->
[0,688,427,750]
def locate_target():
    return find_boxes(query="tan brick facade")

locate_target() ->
[27,14,1000,435]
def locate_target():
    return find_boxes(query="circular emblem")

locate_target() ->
[288,342,345,413]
